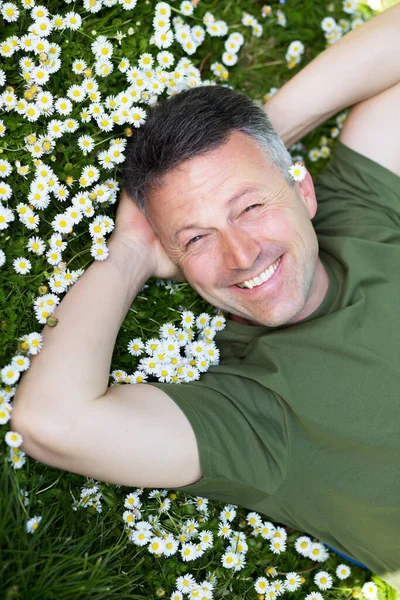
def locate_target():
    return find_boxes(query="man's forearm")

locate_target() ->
[11,235,152,429]
[264,3,400,148]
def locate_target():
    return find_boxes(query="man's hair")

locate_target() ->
[122,84,295,216]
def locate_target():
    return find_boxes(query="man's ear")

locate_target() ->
[297,169,318,220]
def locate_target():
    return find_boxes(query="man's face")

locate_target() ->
[146,130,327,327]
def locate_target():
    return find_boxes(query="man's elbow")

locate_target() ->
[10,396,60,464]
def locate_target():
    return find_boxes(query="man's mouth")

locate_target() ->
[235,255,282,289]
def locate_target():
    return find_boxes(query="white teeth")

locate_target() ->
[237,256,281,289]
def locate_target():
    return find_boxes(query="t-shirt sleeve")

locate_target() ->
[312,139,400,241]
[147,371,288,506]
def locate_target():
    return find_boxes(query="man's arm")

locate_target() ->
[264,3,400,149]
[9,193,202,487]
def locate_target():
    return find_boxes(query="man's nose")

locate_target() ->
[220,227,261,271]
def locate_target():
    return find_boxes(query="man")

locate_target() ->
[11,3,400,592]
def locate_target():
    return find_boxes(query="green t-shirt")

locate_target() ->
[150,140,400,587]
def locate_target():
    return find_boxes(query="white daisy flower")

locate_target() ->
[64,118,79,133]
[145,337,161,355]
[25,103,41,122]
[78,135,95,155]
[289,163,307,182]
[0,159,12,178]
[336,564,351,579]
[118,57,130,73]
[64,11,82,30]
[252,23,263,37]
[308,148,321,162]
[9,448,27,469]
[0,402,12,424]
[156,51,174,69]
[0,181,12,200]
[155,2,171,19]
[343,0,358,14]
[72,59,87,74]
[362,582,378,600]
[67,85,86,102]
[51,213,73,234]
[13,257,32,275]
[276,9,287,27]
[180,1,194,16]
[55,97,73,116]
[181,310,195,328]
[261,5,272,17]
[1,363,20,384]
[90,244,109,261]
[2,3,20,22]
[32,16,53,37]
[5,431,24,448]
[128,106,147,128]
[154,28,174,49]
[321,17,337,32]
[138,53,154,69]
[155,363,176,383]
[129,370,148,384]
[222,52,238,66]
[139,356,158,375]
[128,338,145,356]
[119,0,138,9]
[304,593,324,600]
[27,235,46,255]
[314,571,333,590]
[210,315,226,330]
[284,572,302,592]
[83,0,102,12]
[26,515,42,534]
[0,249,6,267]
[182,365,200,383]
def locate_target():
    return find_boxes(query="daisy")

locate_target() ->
[276,9,287,27]
[222,52,238,67]
[155,2,171,19]
[314,571,333,590]
[284,572,302,592]
[128,106,147,128]
[336,564,351,579]
[32,17,53,37]
[304,593,324,600]
[27,235,46,255]
[118,58,130,73]
[64,119,79,133]
[47,119,65,138]
[180,1,194,16]
[157,50,174,68]
[261,5,272,17]
[2,3,20,22]
[138,53,154,69]
[139,356,158,375]
[78,135,95,155]
[90,244,109,261]
[289,163,307,182]
[343,0,358,14]
[154,29,174,49]
[0,181,12,201]
[83,0,102,12]
[362,582,378,600]
[25,103,41,122]
[119,0,138,8]
[52,213,73,234]
[64,11,82,30]
[211,315,226,330]
[10,449,26,469]
[5,431,23,448]
[55,97,73,116]
[128,338,144,356]
[96,113,114,132]
[0,160,12,178]
[181,310,194,328]
[252,23,263,37]
[308,148,321,162]
[67,85,86,102]
[182,365,200,383]
[72,59,87,74]
[13,257,32,275]
[26,515,42,534]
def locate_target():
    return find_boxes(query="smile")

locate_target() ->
[236,256,282,289]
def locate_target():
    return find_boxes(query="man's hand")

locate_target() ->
[111,189,185,282]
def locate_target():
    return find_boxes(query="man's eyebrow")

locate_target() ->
[173,184,263,241]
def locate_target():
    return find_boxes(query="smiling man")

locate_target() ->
[11,4,400,594]
[141,126,330,329]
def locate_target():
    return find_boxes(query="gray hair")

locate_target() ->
[122,84,295,216]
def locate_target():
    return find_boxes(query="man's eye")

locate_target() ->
[186,235,203,247]
[243,204,262,214]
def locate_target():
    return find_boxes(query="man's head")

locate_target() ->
[123,85,328,328]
